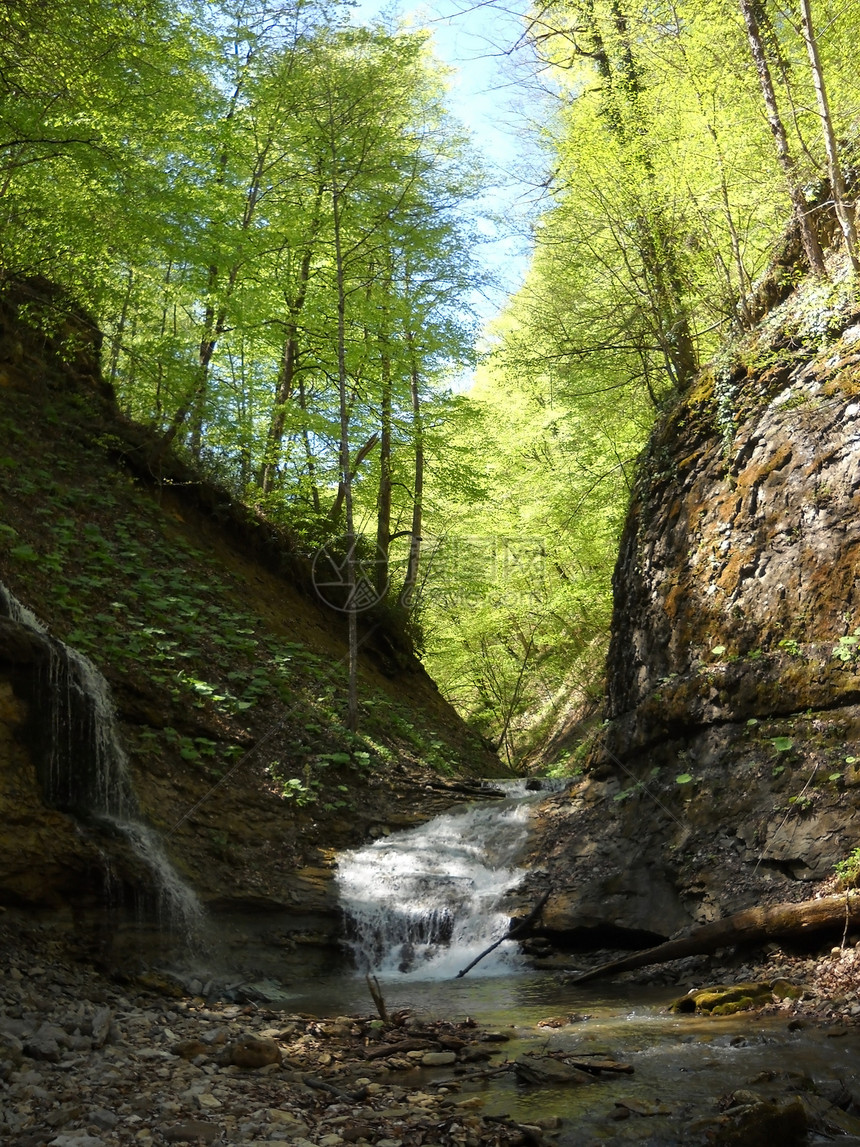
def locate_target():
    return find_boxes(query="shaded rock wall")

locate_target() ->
[523,293,860,949]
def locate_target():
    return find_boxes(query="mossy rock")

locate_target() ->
[709,1096,807,1145]
[670,981,773,1015]
[771,977,804,1000]
[135,971,186,998]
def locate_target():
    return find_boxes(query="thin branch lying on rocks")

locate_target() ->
[455,889,552,979]
[428,1063,513,1088]
[302,1075,368,1102]
[567,890,860,984]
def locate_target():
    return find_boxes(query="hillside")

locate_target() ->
[0,277,504,969]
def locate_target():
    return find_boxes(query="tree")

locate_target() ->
[736,0,825,275]
[796,0,859,274]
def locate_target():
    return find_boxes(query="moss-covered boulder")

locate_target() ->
[670,981,775,1015]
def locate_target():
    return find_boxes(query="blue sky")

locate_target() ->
[352,0,542,323]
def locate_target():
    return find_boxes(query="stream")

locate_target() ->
[303,783,860,1143]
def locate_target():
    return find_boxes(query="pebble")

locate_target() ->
[4,926,860,1147]
[0,931,543,1147]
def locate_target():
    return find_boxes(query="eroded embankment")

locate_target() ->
[0,277,503,967]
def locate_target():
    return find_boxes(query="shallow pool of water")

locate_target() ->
[287,970,860,1144]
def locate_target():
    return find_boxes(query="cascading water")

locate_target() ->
[0,581,202,937]
[336,781,549,980]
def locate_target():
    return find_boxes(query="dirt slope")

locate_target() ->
[0,277,503,967]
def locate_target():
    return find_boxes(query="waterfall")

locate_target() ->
[336,782,547,980]
[0,581,202,936]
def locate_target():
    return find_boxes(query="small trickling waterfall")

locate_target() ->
[0,582,202,936]
[336,782,549,980]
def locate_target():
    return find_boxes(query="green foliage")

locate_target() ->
[833,630,860,661]
[834,848,860,887]
[5,0,860,764]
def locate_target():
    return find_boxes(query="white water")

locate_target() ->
[336,782,548,980]
[0,581,202,936]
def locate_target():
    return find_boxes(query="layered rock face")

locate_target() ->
[526,292,860,949]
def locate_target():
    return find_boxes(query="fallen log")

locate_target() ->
[455,888,552,979]
[568,889,860,985]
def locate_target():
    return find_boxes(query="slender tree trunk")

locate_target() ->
[582,0,698,388]
[330,155,358,732]
[737,0,826,275]
[401,332,424,609]
[107,266,134,389]
[798,0,859,273]
[259,184,325,492]
[328,434,379,523]
[298,376,321,513]
[259,325,300,492]
[375,274,393,595]
[153,261,174,420]
[160,125,271,457]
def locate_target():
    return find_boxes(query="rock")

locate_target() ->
[222,1035,281,1069]
[161,1120,221,1143]
[24,1021,67,1061]
[709,1096,808,1145]
[513,1055,594,1086]
[0,1030,24,1074]
[196,1092,223,1110]
[421,1051,457,1066]
[89,1006,113,1047]
[266,1110,309,1134]
[49,1136,107,1147]
[88,1109,119,1130]
[670,982,773,1015]
[771,978,803,1000]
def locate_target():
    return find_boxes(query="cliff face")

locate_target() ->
[0,278,502,969]
[524,280,860,947]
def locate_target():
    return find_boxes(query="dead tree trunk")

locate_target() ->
[456,889,552,979]
[568,890,860,984]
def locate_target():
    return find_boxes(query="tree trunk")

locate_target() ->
[375,336,392,595]
[259,185,324,493]
[584,0,698,389]
[567,890,860,984]
[798,0,860,274]
[330,146,358,733]
[298,375,321,514]
[401,333,424,608]
[328,433,380,523]
[737,0,827,276]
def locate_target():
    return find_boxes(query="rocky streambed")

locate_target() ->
[4,915,860,1147]
[0,923,538,1147]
